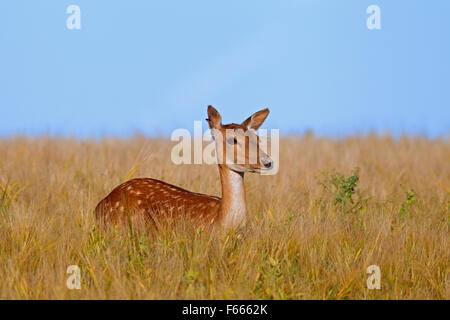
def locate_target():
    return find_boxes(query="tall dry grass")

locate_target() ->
[0,135,448,299]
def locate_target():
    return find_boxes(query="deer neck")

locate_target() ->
[218,165,247,228]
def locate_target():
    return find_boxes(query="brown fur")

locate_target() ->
[95,177,221,228]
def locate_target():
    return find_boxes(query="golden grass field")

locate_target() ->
[0,135,448,299]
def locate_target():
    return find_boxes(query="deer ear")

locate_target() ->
[241,108,270,130]
[206,105,222,129]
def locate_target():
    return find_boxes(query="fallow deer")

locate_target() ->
[94,105,273,229]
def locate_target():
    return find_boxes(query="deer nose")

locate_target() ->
[262,158,273,168]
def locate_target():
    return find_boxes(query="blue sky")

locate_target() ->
[0,1,449,138]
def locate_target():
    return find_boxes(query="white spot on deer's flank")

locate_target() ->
[115,201,120,208]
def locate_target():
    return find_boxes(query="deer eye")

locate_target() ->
[227,137,238,145]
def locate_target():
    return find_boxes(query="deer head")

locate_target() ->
[206,105,273,173]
